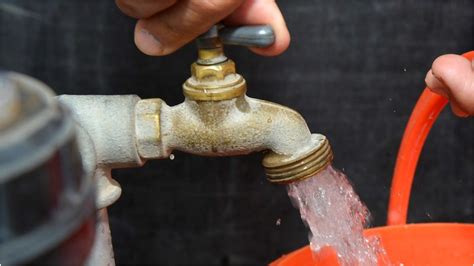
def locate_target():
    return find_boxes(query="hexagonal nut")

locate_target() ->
[135,98,163,159]
[191,60,236,81]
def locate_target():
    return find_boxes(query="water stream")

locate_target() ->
[287,165,389,265]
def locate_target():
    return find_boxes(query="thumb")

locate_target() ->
[430,54,474,116]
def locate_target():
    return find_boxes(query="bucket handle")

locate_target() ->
[387,51,474,226]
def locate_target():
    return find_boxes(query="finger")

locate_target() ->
[224,0,290,56]
[115,0,177,19]
[134,0,244,56]
[425,69,448,98]
[450,104,469,117]
[432,54,474,115]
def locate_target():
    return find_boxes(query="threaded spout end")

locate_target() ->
[263,134,333,184]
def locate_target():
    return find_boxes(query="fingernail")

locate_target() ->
[425,70,449,98]
[140,29,161,47]
[452,105,469,117]
[136,29,163,55]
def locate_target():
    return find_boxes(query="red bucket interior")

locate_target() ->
[270,223,474,266]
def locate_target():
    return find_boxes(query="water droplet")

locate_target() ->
[169,154,175,160]
[426,212,432,219]
[276,218,281,226]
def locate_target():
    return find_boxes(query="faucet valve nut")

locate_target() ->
[135,98,163,159]
[191,59,236,81]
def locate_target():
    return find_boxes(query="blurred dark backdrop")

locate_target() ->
[0,0,472,265]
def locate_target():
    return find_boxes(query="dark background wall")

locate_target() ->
[0,0,472,265]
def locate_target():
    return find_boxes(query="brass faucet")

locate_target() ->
[136,25,333,184]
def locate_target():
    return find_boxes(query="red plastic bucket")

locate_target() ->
[270,51,474,266]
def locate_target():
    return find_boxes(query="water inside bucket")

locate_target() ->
[286,165,389,265]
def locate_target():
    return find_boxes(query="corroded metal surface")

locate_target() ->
[57,95,144,209]
[159,95,313,157]
[85,209,115,266]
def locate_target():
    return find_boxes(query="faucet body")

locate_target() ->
[160,95,312,157]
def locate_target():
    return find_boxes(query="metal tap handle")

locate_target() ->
[219,25,275,48]
[195,25,275,64]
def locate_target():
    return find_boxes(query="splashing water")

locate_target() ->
[287,165,389,266]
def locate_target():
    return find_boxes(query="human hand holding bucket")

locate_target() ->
[388,50,474,226]
[425,52,474,117]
